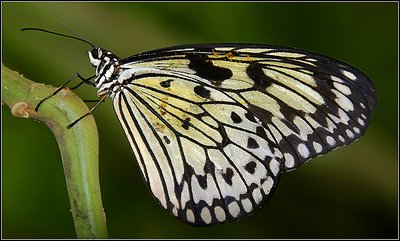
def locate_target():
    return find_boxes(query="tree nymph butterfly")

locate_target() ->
[22,28,376,226]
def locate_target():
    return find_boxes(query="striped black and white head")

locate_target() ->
[88,47,121,96]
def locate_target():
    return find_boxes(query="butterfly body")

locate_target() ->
[84,43,376,226]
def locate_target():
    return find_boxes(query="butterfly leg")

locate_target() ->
[69,73,96,89]
[35,73,95,111]
[66,93,109,129]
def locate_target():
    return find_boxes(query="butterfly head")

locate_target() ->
[89,48,119,68]
[88,47,120,79]
[88,47,121,97]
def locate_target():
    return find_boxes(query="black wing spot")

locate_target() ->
[197,175,208,189]
[247,137,260,149]
[256,126,268,139]
[187,54,232,86]
[160,79,174,88]
[247,62,274,90]
[222,167,234,186]
[163,135,171,144]
[194,85,211,98]
[245,111,258,123]
[244,161,257,174]
[203,160,215,174]
[230,111,242,124]
[182,117,191,130]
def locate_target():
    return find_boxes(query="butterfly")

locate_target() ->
[23,28,377,226]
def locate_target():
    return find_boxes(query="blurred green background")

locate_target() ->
[2,2,398,239]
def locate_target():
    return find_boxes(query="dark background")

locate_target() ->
[2,2,398,239]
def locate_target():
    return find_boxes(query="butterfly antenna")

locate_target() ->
[57,22,88,44]
[21,27,96,48]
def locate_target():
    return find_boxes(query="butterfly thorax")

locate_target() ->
[88,47,122,97]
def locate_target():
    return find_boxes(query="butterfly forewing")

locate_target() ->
[110,44,376,225]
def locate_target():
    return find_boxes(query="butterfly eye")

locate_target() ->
[90,48,102,59]
[89,48,103,67]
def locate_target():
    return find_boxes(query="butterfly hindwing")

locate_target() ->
[113,72,281,225]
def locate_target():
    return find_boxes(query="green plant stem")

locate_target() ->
[2,64,108,238]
